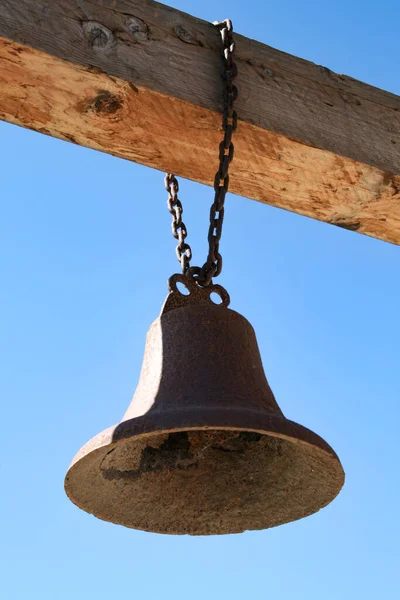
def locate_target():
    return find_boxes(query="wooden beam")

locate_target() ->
[0,0,399,244]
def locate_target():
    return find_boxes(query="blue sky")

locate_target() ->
[1,1,399,598]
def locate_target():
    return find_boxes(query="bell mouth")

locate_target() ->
[65,412,344,535]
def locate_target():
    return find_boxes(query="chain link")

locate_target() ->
[165,18,238,287]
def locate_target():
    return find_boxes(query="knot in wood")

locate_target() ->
[125,17,149,42]
[82,21,114,50]
[174,24,200,46]
[84,90,123,115]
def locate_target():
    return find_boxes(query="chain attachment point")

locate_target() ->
[161,273,231,315]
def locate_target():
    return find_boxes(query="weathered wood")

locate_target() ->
[0,0,399,244]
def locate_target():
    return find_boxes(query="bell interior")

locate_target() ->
[65,426,344,536]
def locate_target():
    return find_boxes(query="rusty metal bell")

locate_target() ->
[65,275,344,535]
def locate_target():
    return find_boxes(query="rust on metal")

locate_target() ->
[65,277,344,535]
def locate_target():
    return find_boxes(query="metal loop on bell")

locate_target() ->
[162,273,230,315]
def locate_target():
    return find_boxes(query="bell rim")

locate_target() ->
[65,411,345,535]
[66,408,343,472]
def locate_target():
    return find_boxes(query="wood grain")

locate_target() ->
[0,0,399,244]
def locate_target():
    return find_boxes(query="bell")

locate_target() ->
[65,275,344,535]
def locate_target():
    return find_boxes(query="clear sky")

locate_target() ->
[1,1,399,598]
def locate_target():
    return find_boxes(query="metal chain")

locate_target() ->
[165,174,192,274]
[165,18,238,287]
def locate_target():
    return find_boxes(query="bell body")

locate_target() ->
[65,278,344,535]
